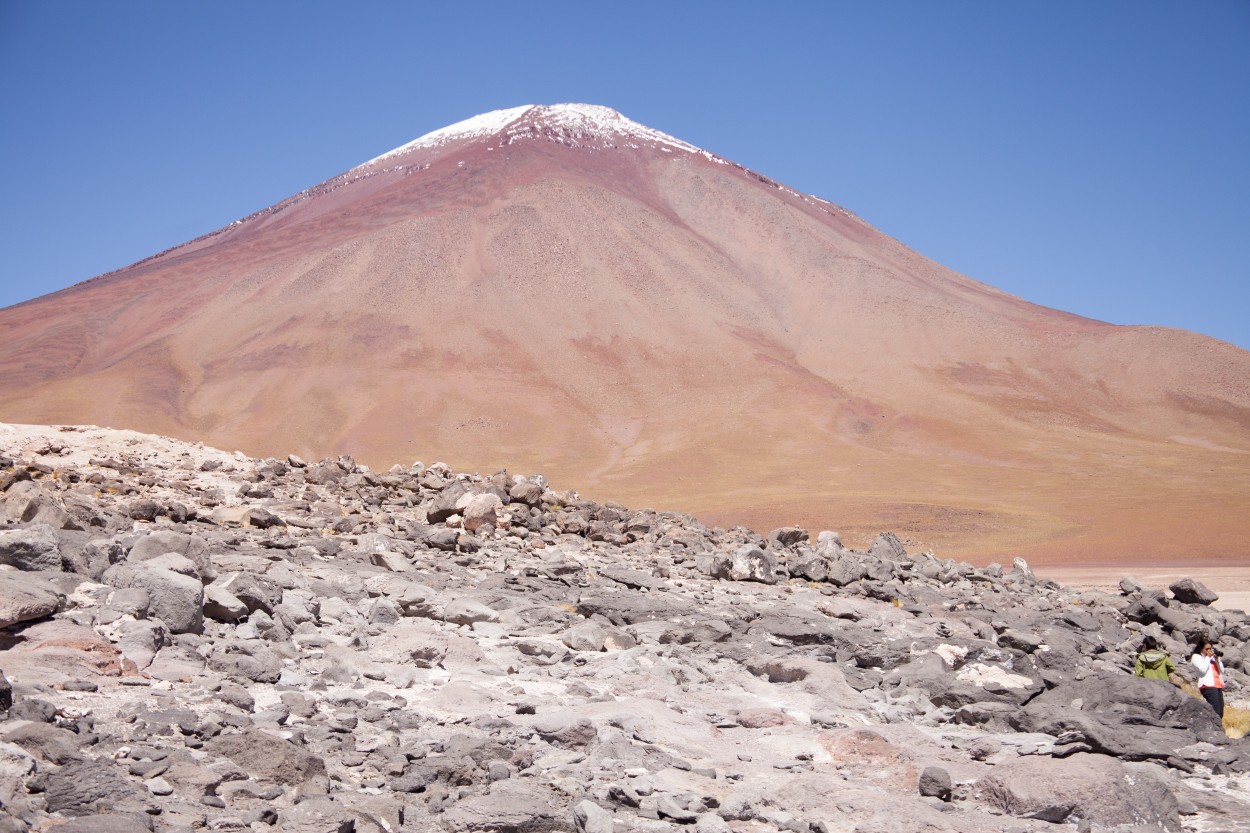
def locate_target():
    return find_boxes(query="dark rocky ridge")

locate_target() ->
[0,423,1247,832]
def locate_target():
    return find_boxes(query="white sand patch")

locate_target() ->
[956,663,1034,689]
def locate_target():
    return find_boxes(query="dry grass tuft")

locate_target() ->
[1176,680,1248,738]
[1224,704,1250,739]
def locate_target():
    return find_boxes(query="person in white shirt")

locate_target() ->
[1190,639,1225,718]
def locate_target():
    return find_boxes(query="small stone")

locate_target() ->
[919,766,952,801]
[573,799,614,833]
[145,776,174,796]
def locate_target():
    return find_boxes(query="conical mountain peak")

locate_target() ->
[2,101,1248,565]
[366,103,714,165]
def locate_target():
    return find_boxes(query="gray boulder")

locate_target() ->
[1170,577,1219,606]
[0,524,61,571]
[205,728,327,786]
[203,583,249,621]
[1013,673,1224,760]
[102,562,204,634]
[106,617,167,669]
[562,621,607,652]
[976,752,1180,830]
[274,799,355,833]
[426,481,470,523]
[39,815,154,833]
[534,712,598,747]
[1,720,84,765]
[918,766,952,801]
[40,759,152,817]
[0,571,64,628]
[214,571,283,614]
[868,531,908,562]
[128,530,215,583]
[729,545,778,584]
[509,480,544,506]
[2,481,76,529]
[768,526,809,548]
[438,780,567,832]
[444,597,499,626]
[574,799,615,833]
[826,553,869,586]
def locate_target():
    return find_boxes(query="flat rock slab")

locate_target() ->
[0,571,63,628]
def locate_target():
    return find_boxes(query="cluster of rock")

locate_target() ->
[0,423,1247,833]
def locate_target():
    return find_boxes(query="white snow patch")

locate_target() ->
[366,105,535,164]
[362,103,723,166]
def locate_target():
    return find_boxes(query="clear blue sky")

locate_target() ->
[2,1,1247,349]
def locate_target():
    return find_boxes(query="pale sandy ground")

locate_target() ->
[1042,565,1250,613]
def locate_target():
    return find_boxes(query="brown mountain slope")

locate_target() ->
[2,104,1247,565]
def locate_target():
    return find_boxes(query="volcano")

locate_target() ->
[2,103,1247,564]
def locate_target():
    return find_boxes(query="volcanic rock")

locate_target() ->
[0,423,1244,832]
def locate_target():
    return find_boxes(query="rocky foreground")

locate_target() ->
[0,423,1248,833]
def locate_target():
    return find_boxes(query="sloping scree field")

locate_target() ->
[0,422,1248,833]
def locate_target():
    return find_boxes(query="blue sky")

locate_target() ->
[2,1,1247,349]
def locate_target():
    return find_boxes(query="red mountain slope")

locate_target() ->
[2,104,1247,565]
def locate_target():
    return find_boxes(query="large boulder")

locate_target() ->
[461,493,503,532]
[533,712,598,747]
[38,813,154,833]
[0,524,61,571]
[976,752,1180,830]
[205,728,326,786]
[787,553,833,582]
[1170,577,1219,606]
[102,563,204,634]
[127,531,215,583]
[0,720,84,765]
[426,481,470,523]
[508,480,544,507]
[1013,673,1224,760]
[0,571,64,628]
[39,759,153,817]
[729,545,778,584]
[213,571,282,614]
[438,780,568,832]
[868,531,908,562]
[826,553,870,586]
[767,527,809,548]
[2,481,75,529]
[203,583,249,621]
[0,741,36,778]
[562,621,607,652]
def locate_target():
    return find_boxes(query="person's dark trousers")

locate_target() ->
[1201,686,1225,718]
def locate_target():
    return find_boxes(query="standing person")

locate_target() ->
[1134,636,1176,680]
[1191,640,1226,718]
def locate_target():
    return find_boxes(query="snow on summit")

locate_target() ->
[365,103,717,165]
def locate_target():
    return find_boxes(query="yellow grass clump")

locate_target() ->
[1224,704,1250,739]
[1176,679,1248,738]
